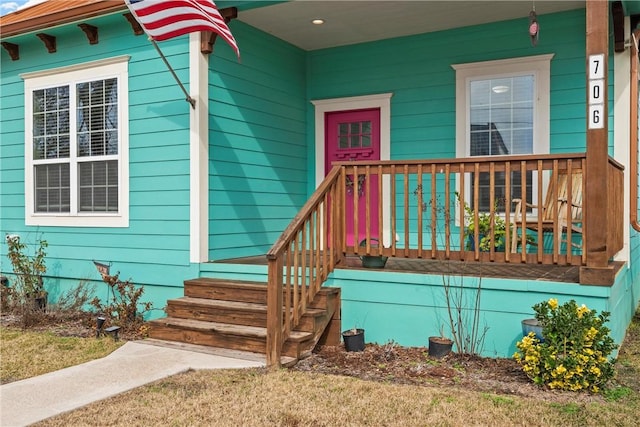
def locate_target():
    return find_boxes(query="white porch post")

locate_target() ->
[189,33,210,263]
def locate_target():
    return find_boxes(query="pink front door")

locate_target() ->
[325,109,381,247]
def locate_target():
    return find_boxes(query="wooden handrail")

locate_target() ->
[266,166,343,367]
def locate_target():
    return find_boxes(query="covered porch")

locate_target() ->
[262,1,634,366]
[264,152,626,366]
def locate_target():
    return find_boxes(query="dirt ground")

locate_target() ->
[290,343,608,404]
[290,315,640,405]
[3,310,638,405]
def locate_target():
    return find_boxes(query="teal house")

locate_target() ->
[1,0,640,366]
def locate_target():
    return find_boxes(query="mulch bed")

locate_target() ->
[290,342,608,404]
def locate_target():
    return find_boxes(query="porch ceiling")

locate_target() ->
[238,1,585,51]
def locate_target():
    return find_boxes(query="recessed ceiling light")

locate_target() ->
[311,18,325,25]
[492,85,509,94]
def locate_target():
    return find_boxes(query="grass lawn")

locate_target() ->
[0,327,123,384]
[2,309,639,426]
[33,367,639,427]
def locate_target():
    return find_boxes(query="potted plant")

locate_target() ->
[359,238,388,268]
[342,327,365,352]
[457,193,506,252]
[428,326,453,358]
[5,235,48,311]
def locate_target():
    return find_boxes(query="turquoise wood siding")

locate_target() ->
[335,264,636,358]
[208,21,308,260]
[1,3,636,336]
[0,14,195,304]
[307,9,591,160]
[306,9,596,247]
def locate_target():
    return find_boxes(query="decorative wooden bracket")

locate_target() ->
[200,7,238,54]
[36,33,56,53]
[78,23,99,45]
[1,42,19,61]
[123,12,144,36]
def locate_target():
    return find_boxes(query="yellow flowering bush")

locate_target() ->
[514,299,617,393]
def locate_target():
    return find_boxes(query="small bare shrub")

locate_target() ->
[90,270,153,336]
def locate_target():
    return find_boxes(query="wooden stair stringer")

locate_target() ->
[291,286,341,358]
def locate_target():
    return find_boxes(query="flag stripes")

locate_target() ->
[126,0,239,58]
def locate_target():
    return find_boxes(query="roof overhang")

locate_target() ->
[0,0,127,38]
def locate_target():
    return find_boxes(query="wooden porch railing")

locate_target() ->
[266,166,344,367]
[265,152,624,366]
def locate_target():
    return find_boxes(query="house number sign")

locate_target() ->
[588,54,605,129]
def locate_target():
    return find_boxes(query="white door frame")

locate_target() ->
[311,93,393,246]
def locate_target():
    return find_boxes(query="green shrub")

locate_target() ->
[514,298,617,393]
[5,235,47,300]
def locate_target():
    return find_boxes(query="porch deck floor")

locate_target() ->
[214,255,612,284]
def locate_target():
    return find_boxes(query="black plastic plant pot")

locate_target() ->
[428,336,453,358]
[359,239,388,268]
[342,328,365,352]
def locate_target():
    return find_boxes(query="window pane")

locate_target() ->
[34,114,45,137]
[77,78,118,158]
[77,82,89,106]
[91,133,105,156]
[106,131,118,155]
[33,90,45,113]
[33,137,45,160]
[335,120,372,150]
[32,85,69,160]
[45,137,58,159]
[34,164,70,212]
[362,135,371,147]
[78,160,118,212]
[469,74,534,211]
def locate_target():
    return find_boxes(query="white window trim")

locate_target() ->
[21,56,130,227]
[452,54,554,218]
[452,54,553,158]
[311,93,393,246]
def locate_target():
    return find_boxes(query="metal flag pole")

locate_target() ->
[150,39,196,109]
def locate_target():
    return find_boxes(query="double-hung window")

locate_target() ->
[23,56,129,227]
[453,54,553,213]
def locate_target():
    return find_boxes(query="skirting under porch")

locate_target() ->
[204,256,638,359]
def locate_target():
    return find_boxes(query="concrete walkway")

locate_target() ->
[0,340,265,426]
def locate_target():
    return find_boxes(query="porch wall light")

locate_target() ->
[311,18,325,25]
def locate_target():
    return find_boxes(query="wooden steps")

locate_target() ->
[148,278,341,363]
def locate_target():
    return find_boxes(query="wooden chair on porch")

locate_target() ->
[510,170,583,254]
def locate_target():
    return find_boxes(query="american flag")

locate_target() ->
[125,0,239,58]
